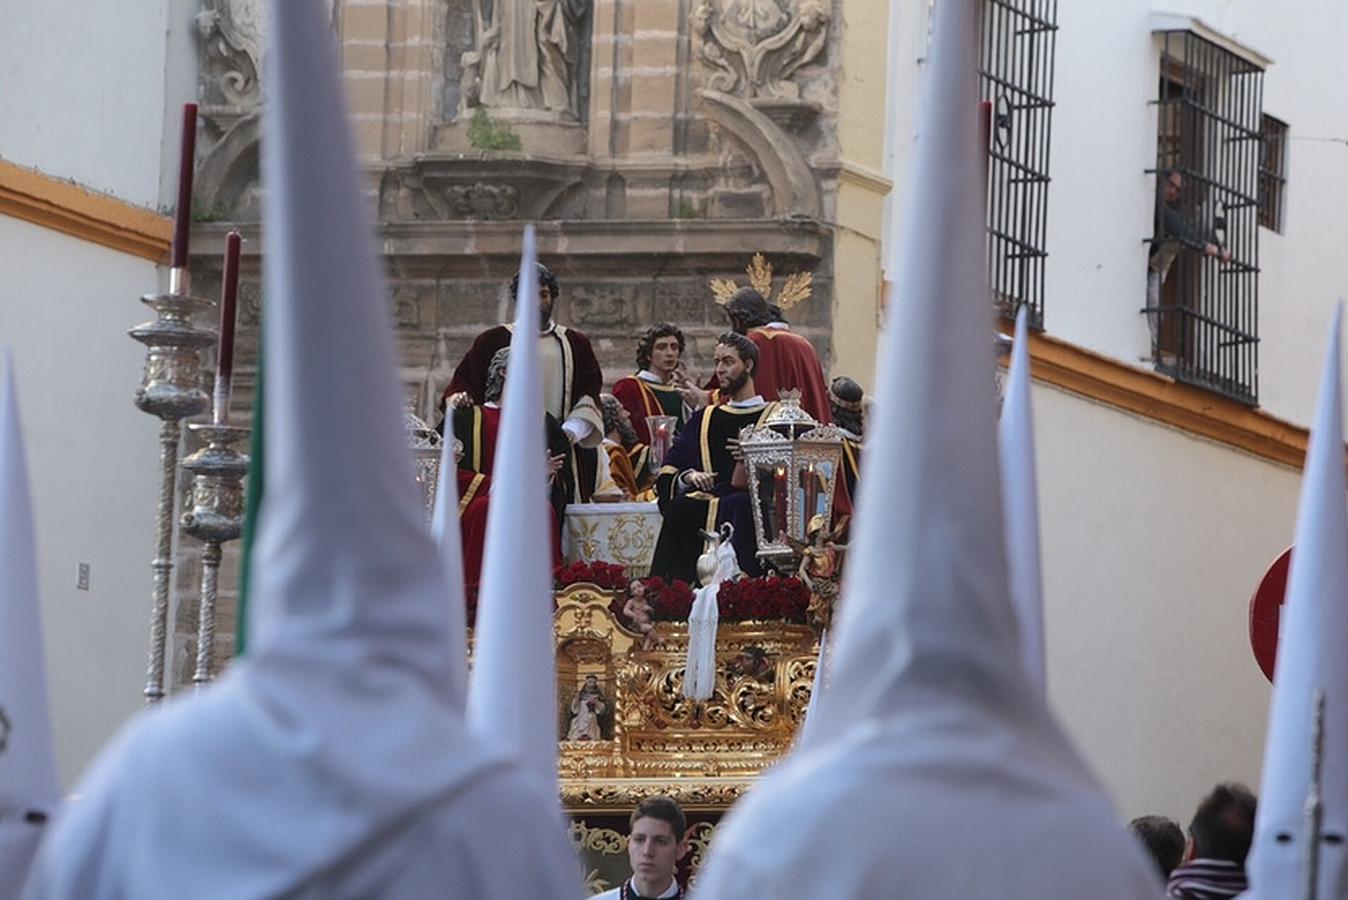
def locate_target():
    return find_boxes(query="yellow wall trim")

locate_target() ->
[0,160,171,262]
[1016,325,1310,469]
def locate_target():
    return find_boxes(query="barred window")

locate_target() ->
[1259,115,1288,232]
[980,0,1058,329]
[1146,31,1264,405]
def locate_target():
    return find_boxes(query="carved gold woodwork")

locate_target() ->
[544,583,821,815]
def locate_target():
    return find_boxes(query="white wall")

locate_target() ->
[0,0,202,784]
[0,0,172,208]
[1042,0,1348,427]
[0,218,163,786]
[1035,381,1299,821]
[877,0,1348,426]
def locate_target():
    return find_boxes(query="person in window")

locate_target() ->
[1147,170,1233,318]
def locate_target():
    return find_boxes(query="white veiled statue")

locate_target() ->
[691,1,1163,897]
[684,526,741,701]
[21,1,580,897]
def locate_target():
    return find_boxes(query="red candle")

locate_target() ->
[803,461,818,523]
[214,231,241,423]
[773,465,788,540]
[170,103,199,270]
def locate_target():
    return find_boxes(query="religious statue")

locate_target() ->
[461,0,592,119]
[621,579,656,649]
[565,674,611,741]
[790,514,847,631]
[728,645,773,682]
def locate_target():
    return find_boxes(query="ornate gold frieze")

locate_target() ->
[545,584,821,815]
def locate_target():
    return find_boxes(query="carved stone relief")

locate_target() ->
[693,0,831,103]
[193,0,335,220]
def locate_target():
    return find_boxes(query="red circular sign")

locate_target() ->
[1249,547,1292,683]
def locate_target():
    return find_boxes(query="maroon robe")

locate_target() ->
[452,404,566,591]
[612,374,687,445]
[444,323,604,501]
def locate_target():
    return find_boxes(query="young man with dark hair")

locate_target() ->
[594,797,690,899]
[649,332,774,581]
[612,323,689,446]
[1167,783,1258,898]
[1129,815,1186,880]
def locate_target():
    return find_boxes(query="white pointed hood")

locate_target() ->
[431,419,470,712]
[23,2,503,895]
[999,306,1046,693]
[807,0,1043,742]
[467,227,561,792]
[690,1,1159,895]
[0,353,58,899]
[1247,305,1348,899]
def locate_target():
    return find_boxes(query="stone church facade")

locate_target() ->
[171,0,889,687]
[187,0,888,414]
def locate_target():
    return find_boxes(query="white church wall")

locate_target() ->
[0,217,163,786]
[1034,380,1299,822]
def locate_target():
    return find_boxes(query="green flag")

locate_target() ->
[235,341,263,656]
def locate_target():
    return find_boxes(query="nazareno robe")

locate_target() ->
[612,373,687,445]
[705,326,832,424]
[444,323,604,502]
[452,404,568,591]
[649,401,777,583]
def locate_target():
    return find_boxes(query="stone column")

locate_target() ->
[590,0,693,217]
[829,0,893,391]
[339,0,440,160]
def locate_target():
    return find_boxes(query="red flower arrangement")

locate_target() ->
[717,575,810,624]
[463,566,812,629]
[553,560,630,591]
[642,574,810,624]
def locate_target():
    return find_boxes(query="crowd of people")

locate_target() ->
[438,262,861,589]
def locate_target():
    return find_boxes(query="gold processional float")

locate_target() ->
[406,256,851,889]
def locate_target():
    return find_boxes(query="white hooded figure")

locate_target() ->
[0,354,59,900]
[1245,305,1348,900]
[21,1,581,897]
[690,0,1162,897]
[999,306,1047,694]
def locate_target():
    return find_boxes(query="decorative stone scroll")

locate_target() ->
[693,0,831,102]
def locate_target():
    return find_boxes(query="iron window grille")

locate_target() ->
[1258,114,1288,232]
[979,0,1058,329]
[1146,30,1264,405]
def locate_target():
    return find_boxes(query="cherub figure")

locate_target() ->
[790,514,849,631]
[622,578,656,649]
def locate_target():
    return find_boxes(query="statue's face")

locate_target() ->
[537,285,555,328]
[714,343,751,395]
[650,335,682,376]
